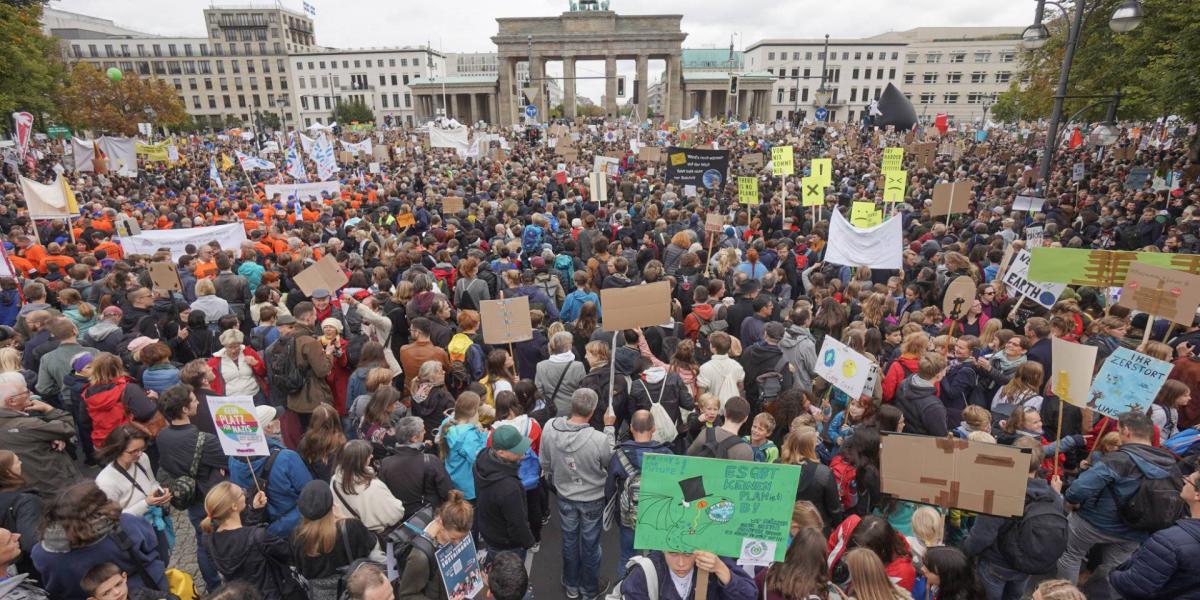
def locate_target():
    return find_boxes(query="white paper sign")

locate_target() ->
[208,395,270,457]
[1002,249,1066,309]
[1013,195,1045,212]
[815,336,872,399]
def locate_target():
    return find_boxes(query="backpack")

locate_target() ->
[1114,448,1187,532]
[516,419,541,490]
[830,454,858,510]
[267,336,308,395]
[522,225,544,255]
[693,427,747,459]
[248,326,270,353]
[640,379,679,445]
[991,392,1042,430]
[431,267,456,296]
[382,506,437,579]
[999,495,1068,573]
[536,273,560,307]
[755,356,793,405]
[604,556,659,600]
[554,255,576,293]
[615,448,644,529]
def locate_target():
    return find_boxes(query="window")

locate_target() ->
[220,77,228,91]
[208,95,217,108]
[137,44,146,57]
[391,74,398,86]
[968,92,985,104]
[234,76,242,89]
[265,77,272,90]
[999,51,1016,63]
[946,72,962,84]
[401,58,408,66]
[777,88,785,103]
[971,72,987,84]
[168,61,182,75]
[841,52,849,60]
[789,88,797,102]
[238,94,246,108]
[888,68,895,79]
[891,52,899,60]
[184,61,197,74]
[223,95,231,108]
[154,62,166,75]
[200,44,208,56]
[199,61,211,74]
[153,44,162,57]
[381,94,388,108]
[867,52,874,60]
[301,96,309,110]
[402,74,409,85]
[923,73,938,84]
[904,72,915,84]
[944,93,959,104]
[864,69,872,80]
[801,88,809,102]
[379,75,386,86]
[193,96,201,109]
[404,93,411,108]
[791,68,798,78]
[389,59,396,67]
[925,52,942,63]
[803,68,810,77]
[950,52,965,63]
[805,51,812,60]
[168,44,177,57]
[920,93,935,104]
[204,78,212,90]
[995,71,1012,84]
[874,88,882,100]
[852,68,860,80]
[231,60,240,73]
[273,42,282,54]
[876,69,884,79]
[854,52,862,60]
[768,52,775,60]
[905,53,917,64]
[137,63,150,75]
[247,61,255,73]
[792,52,799,60]
[850,88,857,102]
[216,61,225,74]
[974,51,991,63]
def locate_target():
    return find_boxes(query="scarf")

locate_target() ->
[991,352,1027,374]
[411,382,434,404]
[41,515,118,553]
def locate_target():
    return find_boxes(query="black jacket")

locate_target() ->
[895,376,949,437]
[628,371,695,439]
[725,297,756,339]
[962,476,1063,570]
[740,342,794,408]
[204,514,304,600]
[0,491,42,577]
[794,460,843,531]
[379,445,453,520]
[472,449,535,551]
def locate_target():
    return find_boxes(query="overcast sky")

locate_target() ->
[51,0,1035,101]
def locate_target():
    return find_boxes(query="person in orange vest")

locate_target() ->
[41,243,76,273]
[193,245,218,279]
[93,232,124,261]
[13,235,47,275]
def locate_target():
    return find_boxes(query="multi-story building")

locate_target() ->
[743,26,1023,124]
[289,47,443,128]
[444,52,563,107]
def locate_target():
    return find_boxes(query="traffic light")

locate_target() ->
[728,75,739,96]
[632,79,640,104]
[617,76,625,98]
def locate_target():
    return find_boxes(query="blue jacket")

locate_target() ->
[229,439,313,538]
[1064,444,1178,542]
[1110,519,1200,599]
[560,289,600,323]
[0,288,20,327]
[140,364,181,396]
[238,261,265,294]
[620,551,757,600]
[442,421,488,500]
[31,513,166,600]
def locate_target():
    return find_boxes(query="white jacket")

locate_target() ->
[697,354,745,407]
[95,454,159,517]
[330,470,405,533]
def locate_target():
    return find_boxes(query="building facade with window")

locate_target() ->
[743,26,1022,124]
[289,47,443,128]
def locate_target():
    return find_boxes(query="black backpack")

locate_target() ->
[248,327,269,353]
[999,495,1068,573]
[693,427,749,459]
[266,336,307,395]
[755,356,793,405]
[1115,448,1187,532]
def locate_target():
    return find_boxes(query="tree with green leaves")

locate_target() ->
[332,99,374,124]
[0,2,63,127]
[59,63,188,135]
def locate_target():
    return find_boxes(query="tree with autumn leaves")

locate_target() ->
[58,62,188,136]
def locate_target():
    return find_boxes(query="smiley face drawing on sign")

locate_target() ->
[842,359,858,379]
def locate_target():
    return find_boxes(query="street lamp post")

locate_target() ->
[982,94,995,123]
[1025,0,1143,192]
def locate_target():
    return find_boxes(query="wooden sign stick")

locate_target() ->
[695,569,710,600]
[705,231,715,278]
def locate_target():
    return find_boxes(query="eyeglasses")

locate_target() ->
[984,291,996,296]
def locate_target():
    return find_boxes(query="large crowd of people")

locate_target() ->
[0,113,1198,600]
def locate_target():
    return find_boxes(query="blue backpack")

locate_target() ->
[522,224,544,255]
[1164,427,1200,458]
[517,419,541,490]
[554,254,576,292]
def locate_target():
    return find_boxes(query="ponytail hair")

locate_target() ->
[200,481,243,534]
[78,302,96,320]
[438,489,474,534]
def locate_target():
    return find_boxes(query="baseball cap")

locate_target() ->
[492,425,532,455]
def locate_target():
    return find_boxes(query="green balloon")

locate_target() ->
[107,67,122,82]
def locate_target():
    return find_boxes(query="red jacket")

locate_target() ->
[206,346,268,396]
[827,514,917,592]
[83,378,133,446]
[683,302,717,342]
[882,354,921,403]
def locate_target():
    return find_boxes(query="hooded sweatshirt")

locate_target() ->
[778,324,818,390]
[540,416,616,502]
[204,521,298,600]
[228,439,313,538]
[962,476,1063,569]
[473,449,535,551]
[442,421,488,500]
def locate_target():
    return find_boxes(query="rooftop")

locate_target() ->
[408,75,499,87]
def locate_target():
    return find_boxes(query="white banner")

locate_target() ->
[98,136,137,177]
[814,336,873,400]
[340,138,373,156]
[265,180,342,202]
[119,223,247,260]
[428,126,470,151]
[19,175,71,219]
[207,395,270,457]
[312,133,339,181]
[1002,249,1066,309]
[824,210,903,270]
[72,138,96,172]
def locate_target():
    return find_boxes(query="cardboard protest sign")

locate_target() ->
[1028,248,1200,286]
[740,152,765,168]
[594,155,620,176]
[638,147,664,163]
[881,170,907,203]
[208,395,270,457]
[771,146,793,176]
[1088,347,1173,418]
[801,176,824,207]
[942,276,976,320]
[395,213,416,228]
[442,197,465,213]
[931,180,972,216]
[1119,262,1200,325]
[114,218,142,237]
[480,296,533,345]
[705,213,724,234]
[881,147,904,172]
[589,172,608,202]
[908,142,936,169]
[633,454,801,562]
[1012,195,1045,212]
[880,432,1030,517]
[1050,337,1099,408]
[293,255,349,297]
[737,176,759,204]
[435,535,485,600]
[810,158,832,187]
[815,336,872,399]
[1002,249,1067,309]
[600,281,671,331]
[149,261,182,292]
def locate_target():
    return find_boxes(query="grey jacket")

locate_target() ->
[0,406,80,499]
[540,417,615,502]
[36,342,99,399]
[534,359,586,417]
[778,325,818,391]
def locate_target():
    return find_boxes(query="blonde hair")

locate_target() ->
[1034,580,1086,600]
[979,319,1002,348]
[967,430,997,443]
[792,501,824,532]
[780,429,819,464]
[1096,431,1121,453]
[200,481,244,534]
[195,279,216,296]
[1140,341,1172,361]
[789,414,816,433]
[0,348,21,374]
[961,405,991,432]
[844,548,899,600]
[910,507,944,548]
[696,393,720,411]
[295,502,339,556]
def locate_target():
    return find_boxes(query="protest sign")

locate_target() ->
[942,276,976,320]
[1050,338,1099,408]
[930,180,972,216]
[801,176,824,207]
[815,336,872,399]
[1025,226,1044,248]
[1012,195,1046,212]
[738,176,759,204]
[810,157,832,186]
[1125,167,1153,190]
[480,296,534,345]
[600,281,671,331]
[771,146,793,176]
[1001,249,1067,309]
[1072,163,1086,182]
[265,181,341,202]
[443,197,465,213]
[1119,262,1200,325]
[1028,248,1200,286]
[665,147,730,190]
[293,255,349,297]
[825,210,902,270]
[395,213,416,228]
[908,142,936,169]
[1088,347,1173,418]
[114,218,142,238]
[740,152,765,168]
[850,201,881,227]
[705,213,724,234]
[881,147,904,172]
[881,170,907,203]
[880,432,1030,517]
[639,146,664,163]
[149,261,182,292]
[435,534,485,600]
[594,155,620,176]
[119,223,247,261]
[208,395,269,457]
[633,454,800,562]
